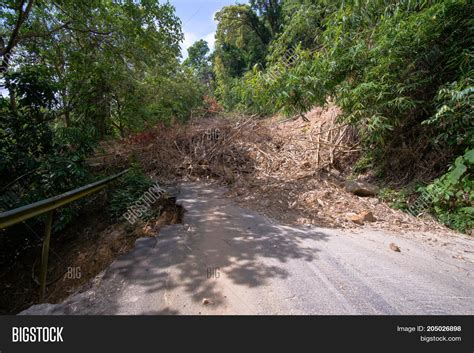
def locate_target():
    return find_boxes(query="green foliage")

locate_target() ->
[0,0,206,230]
[223,0,472,150]
[148,68,207,124]
[268,0,337,59]
[0,69,54,180]
[379,188,409,211]
[250,0,284,36]
[423,149,474,232]
[1,0,198,138]
[353,154,373,174]
[211,0,473,232]
[0,68,92,230]
[107,167,155,220]
[213,3,278,108]
[184,39,213,86]
[331,1,472,151]
[423,74,474,149]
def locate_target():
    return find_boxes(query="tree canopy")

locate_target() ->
[184,39,212,86]
[210,0,473,232]
[0,0,206,226]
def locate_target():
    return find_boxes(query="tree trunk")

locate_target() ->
[9,86,16,113]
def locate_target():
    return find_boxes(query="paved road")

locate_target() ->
[22,183,474,315]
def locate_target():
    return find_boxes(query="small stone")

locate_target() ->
[350,215,365,225]
[363,211,377,222]
[345,180,379,197]
[202,298,212,305]
[349,211,377,225]
[368,198,380,205]
[297,217,311,225]
[390,243,401,252]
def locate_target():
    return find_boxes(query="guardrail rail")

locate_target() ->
[0,169,128,302]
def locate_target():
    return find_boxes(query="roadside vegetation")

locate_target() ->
[208,0,473,233]
[0,0,472,314]
[1,0,472,235]
[0,0,205,229]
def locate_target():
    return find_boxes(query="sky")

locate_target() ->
[168,0,247,59]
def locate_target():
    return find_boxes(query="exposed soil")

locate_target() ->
[88,106,462,237]
[0,193,183,314]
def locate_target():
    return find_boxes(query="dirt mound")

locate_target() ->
[88,106,458,235]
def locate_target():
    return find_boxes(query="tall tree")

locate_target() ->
[184,39,212,86]
[250,0,283,36]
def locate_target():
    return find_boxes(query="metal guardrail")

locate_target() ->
[0,169,129,301]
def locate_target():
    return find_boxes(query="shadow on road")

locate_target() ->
[20,183,332,315]
[78,183,332,314]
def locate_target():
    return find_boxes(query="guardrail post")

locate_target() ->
[0,169,129,302]
[39,210,54,302]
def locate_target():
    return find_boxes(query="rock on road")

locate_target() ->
[22,183,474,315]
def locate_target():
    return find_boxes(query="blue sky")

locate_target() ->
[167,0,247,58]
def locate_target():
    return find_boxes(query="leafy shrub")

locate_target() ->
[107,167,155,220]
[227,1,472,169]
[423,149,474,232]
[379,188,410,211]
[423,74,474,151]
[213,0,473,232]
[0,68,93,231]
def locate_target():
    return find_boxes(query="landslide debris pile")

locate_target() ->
[88,106,455,233]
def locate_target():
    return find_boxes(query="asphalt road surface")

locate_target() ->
[22,183,474,315]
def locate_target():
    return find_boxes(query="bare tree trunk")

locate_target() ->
[64,110,70,127]
[9,86,17,113]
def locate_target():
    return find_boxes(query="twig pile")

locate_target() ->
[87,105,457,234]
[88,105,359,184]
